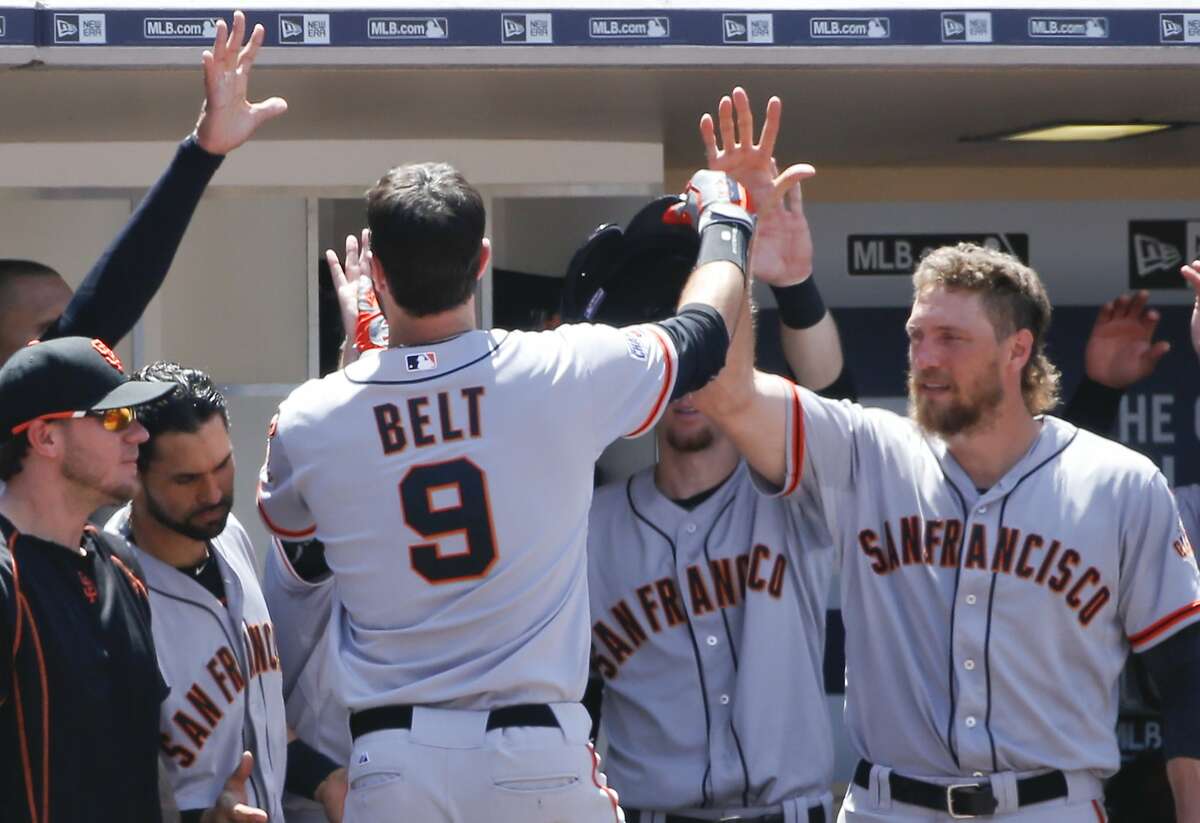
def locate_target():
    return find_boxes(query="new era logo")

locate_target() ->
[501,13,552,44]
[1160,14,1200,43]
[1128,220,1200,288]
[1133,234,1182,276]
[279,13,329,44]
[405,352,438,372]
[723,13,773,44]
[941,12,992,42]
[0,17,6,39]
[54,13,106,43]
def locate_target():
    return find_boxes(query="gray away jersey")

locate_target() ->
[760,381,1200,779]
[588,462,834,812]
[1174,483,1200,552]
[106,509,288,820]
[258,324,678,711]
[261,540,351,823]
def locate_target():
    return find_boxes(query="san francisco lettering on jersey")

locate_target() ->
[160,620,282,767]
[374,386,485,454]
[857,516,1111,626]
[592,543,787,677]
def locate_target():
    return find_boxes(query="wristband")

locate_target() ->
[771,278,826,330]
[286,739,340,801]
[696,220,751,278]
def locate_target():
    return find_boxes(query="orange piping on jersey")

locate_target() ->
[780,381,805,498]
[587,743,621,823]
[256,495,316,540]
[273,538,311,587]
[8,530,22,658]
[1128,599,1200,650]
[13,670,37,823]
[22,594,50,823]
[1091,799,1106,822]
[625,326,676,439]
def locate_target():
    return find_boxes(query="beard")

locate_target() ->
[144,487,233,541]
[664,424,716,454]
[61,450,139,505]
[908,362,1004,437]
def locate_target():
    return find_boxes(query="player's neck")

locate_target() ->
[128,498,209,568]
[654,438,741,501]
[944,403,1042,491]
[385,298,478,348]
[0,471,97,551]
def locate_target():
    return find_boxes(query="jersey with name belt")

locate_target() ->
[258,324,678,711]
[262,539,351,823]
[764,384,1200,779]
[107,508,287,820]
[588,462,834,812]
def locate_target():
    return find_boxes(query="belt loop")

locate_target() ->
[780,795,804,823]
[872,763,893,810]
[990,771,1020,814]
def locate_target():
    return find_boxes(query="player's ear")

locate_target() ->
[1008,328,1034,373]
[369,252,390,300]
[25,419,65,460]
[475,238,492,282]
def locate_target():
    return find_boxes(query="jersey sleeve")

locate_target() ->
[556,322,679,452]
[1122,471,1200,653]
[1174,483,1200,553]
[257,416,318,541]
[262,540,334,701]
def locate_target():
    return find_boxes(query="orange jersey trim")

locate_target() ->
[8,530,22,658]
[587,743,621,823]
[625,326,675,439]
[780,381,805,497]
[1129,599,1200,649]
[1092,799,1106,822]
[23,595,50,823]
[256,495,317,540]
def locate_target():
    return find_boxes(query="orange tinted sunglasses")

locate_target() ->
[11,406,137,436]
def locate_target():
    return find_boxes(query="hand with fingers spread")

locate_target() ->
[201,752,269,823]
[1182,259,1200,358]
[749,158,816,287]
[327,230,387,366]
[698,86,814,216]
[194,10,288,156]
[1084,290,1170,389]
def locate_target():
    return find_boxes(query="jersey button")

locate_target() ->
[965,594,977,605]
[685,523,697,534]
[719,694,731,705]
[706,635,719,646]
[965,716,977,728]
[964,659,975,671]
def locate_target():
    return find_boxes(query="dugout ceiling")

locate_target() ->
[0,2,1199,174]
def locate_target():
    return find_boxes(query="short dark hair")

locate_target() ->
[0,433,30,482]
[366,162,485,317]
[132,361,229,471]
[0,260,62,310]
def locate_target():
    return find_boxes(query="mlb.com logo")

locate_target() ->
[405,351,438,372]
[279,13,330,44]
[1160,13,1200,43]
[54,13,107,44]
[810,16,890,39]
[501,13,553,44]
[941,12,992,43]
[588,16,668,39]
[368,17,448,40]
[1027,16,1108,38]
[722,13,773,44]
[143,17,220,40]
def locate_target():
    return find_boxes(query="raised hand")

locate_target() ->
[201,752,269,823]
[749,158,816,287]
[327,230,373,342]
[1084,290,1170,389]
[1182,259,1200,359]
[194,11,288,155]
[698,87,813,213]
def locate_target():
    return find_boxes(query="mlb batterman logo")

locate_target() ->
[623,329,649,361]
[406,351,439,372]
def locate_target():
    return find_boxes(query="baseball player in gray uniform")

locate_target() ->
[257,97,797,820]
[106,362,346,823]
[584,89,847,823]
[694,241,1200,821]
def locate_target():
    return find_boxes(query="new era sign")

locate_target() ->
[1129,220,1200,288]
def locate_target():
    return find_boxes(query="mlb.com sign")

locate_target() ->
[144,17,220,39]
[368,17,447,39]
[588,16,668,38]
[810,17,890,39]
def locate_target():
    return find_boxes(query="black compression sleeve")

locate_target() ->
[654,303,729,401]
[1059,376,1123,435]
[41,137,223,346]
[286,739,342,800]
[280,538,331,583]
[1139,622,1200,760]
